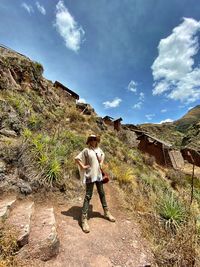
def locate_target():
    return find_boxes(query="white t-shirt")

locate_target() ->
[75,147,105,184]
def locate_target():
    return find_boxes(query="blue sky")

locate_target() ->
[0,0,200,124]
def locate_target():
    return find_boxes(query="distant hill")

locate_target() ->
[139,105,200,150]
[138,122,184,148]
[174,105,200,132]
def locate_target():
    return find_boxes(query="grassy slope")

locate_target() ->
[139,106,200,151]
[139,123,184,148]
[175,105,200,132]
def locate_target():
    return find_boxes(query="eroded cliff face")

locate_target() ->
[0,47,44,91]
[0,46,77,194]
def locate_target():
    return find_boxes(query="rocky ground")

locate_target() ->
[0,182,155,267]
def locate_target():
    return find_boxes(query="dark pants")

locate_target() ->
[82,181,108,215]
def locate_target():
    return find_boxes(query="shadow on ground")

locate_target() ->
[61,205,105,227]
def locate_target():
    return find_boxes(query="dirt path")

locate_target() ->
[37,182,155,267]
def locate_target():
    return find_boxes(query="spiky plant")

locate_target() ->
[42,158,62,187]
[157,192,187,231]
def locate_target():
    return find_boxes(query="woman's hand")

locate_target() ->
[83,165,90,170]
[75,159,90,170]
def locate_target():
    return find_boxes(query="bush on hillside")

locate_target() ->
[33,61,44,77]
[21,129,85,187]
[157,192,187,232]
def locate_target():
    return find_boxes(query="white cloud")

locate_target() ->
[21,3,34,13]
[128,80,137,93]
[188,106,194,110]
[133,101,142,109]
[77,98,86,103]
[145,114,155,120]
[36,1,46,15]
[103,97,122,109]
[161,109,167,113]
[132,92,144,109]
[152,17,200,103]
[139,92,145,101]
[55,0,85,52]
[159,118,174,124]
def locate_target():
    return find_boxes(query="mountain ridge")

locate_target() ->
[139,105,200,150]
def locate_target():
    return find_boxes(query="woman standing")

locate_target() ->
[75,134,115,233]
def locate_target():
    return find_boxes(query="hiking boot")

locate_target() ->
[81,213,90,233]
[104,207,116,222]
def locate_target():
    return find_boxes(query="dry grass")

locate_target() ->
[107,146,200,266]
[66,106,86,123]
[109,161,137,186]
[183,163,200,178]
[0,223,22,267]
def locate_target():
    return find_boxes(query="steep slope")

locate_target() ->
[0,45,100,194]
[175,106,200,150]
[181,121,200,150]
[174,105,200,132]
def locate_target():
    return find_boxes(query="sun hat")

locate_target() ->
[86,134,100,145]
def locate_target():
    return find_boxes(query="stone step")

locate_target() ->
[0,197,16,220]
[7,201,34,247]
[20,207,59,261]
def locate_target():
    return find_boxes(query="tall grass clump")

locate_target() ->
[6,91,32,116]
[33,61,44,77]
[27,113,43,130]
[21,129,85,187]
[139,172,170,192]
[110,161,136,186]
[157,192,187,232]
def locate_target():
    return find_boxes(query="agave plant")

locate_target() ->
[157,192,187,231]
[42,158,62,187]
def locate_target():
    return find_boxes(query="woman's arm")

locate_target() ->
[75,158,90,170]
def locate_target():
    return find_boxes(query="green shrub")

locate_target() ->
[42,158,62,186]
[23,131,85,187]
[110,161,136,186]
[6,92,32,116]
[139,172,169,192]
[157,192,187,231]
[22,127,32,139]
[194,189,200,206]
[27,114,43,130]
[33,61,44,76]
